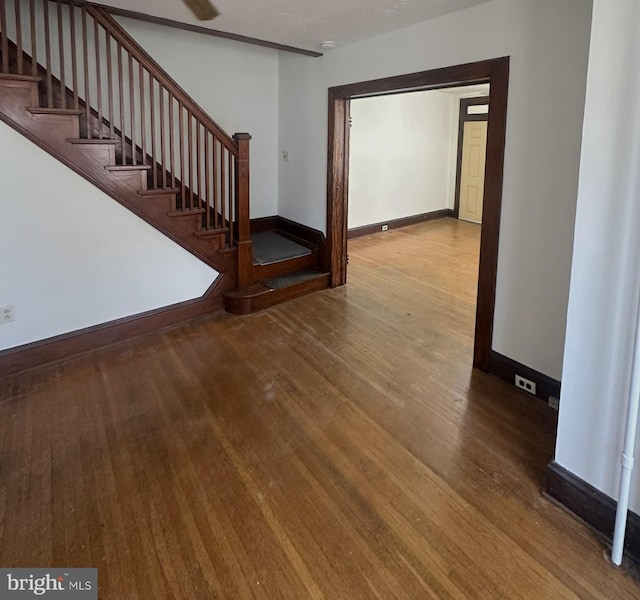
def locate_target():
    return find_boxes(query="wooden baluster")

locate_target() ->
[188,112,193,210]
[212,137,218,230]
[159,87,167,188]
[149,74,156,188]
[106,31,113,138]
[168,93,174,189]
[94,20,102,136]
[44,0,52,106]
[204,131,210,230]
[221,145,226,236]
[234,133,252,287]
[70,2,78,109]
[117,40,125,163]
[228,149,233,220]
[14,0,23,74]
[0,1,8,73]
[56,0,64,107]
[227,147,233,248]
[179,101,185,209]
[128,53,135,164]
[81,5,90,136]
[196,119,201,215]
[29,0,36,76]
[139,62,146,164]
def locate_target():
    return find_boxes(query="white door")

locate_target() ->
[458,120,487,224]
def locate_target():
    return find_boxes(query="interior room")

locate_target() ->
[1,0,639,597]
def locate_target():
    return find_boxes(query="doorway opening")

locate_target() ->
[326,57,509,370]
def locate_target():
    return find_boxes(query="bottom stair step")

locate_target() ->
[224,269,330,315]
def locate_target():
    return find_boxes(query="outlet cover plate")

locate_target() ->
[515,374,536,395]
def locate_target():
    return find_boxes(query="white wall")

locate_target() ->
[348,91,456,229]
[278,0,592,380]
[556,0,640,512]
[118,18,280,219]
[0,120,217,351]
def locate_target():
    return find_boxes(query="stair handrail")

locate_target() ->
[86,4,237,154]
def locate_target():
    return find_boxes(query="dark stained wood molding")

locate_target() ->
[454,97,489,217]
[488,350,561,405]
[89,2,323,58]
[327,57,510,371]
[348,209,454,239]
[545,461,640,562]
[327,93,350,287]
[0,276,230,379]
[249,216,279,234]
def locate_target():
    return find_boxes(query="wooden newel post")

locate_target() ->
[233,132,252,288]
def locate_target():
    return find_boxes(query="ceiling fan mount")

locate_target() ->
[182,0,220,21]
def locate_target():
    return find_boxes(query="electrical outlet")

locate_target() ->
[548,396,560,411]
[515,374,536,395]
[381,224,389,231]
[1,305,15,324]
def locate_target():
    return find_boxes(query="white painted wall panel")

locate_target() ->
[556,0,640,512]
[348,91,456,229]
[0,120,217,351]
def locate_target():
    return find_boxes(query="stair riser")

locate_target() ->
[29,113,80,139]
[0,80,40,107]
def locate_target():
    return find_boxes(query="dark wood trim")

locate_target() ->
[0,276,230,379]
[90,2,323,58]
[545,461,640,561]
[327,57,510,371]
[327,93,350,287]
[249,216,279,234]
[348,209,454,239]
[488,351,561,405]
[454,97,489,217]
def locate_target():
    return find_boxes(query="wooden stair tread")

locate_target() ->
[27,107,84,115]
[67,138,119,145]
[105,164,153,172]
[0,73,42,83]
[195,227,230,237]
[168,208,206,217]
[138,188,180,196]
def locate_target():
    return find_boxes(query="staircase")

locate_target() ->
[0,0,251,297]
[0,0,330,332]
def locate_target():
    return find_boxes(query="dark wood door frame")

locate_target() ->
[454,96,490,217]
[326,57,510,371]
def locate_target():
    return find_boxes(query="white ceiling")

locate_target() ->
[99,0,493,52]
[440,83,490,97]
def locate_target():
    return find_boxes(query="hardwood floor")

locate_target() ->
[1,218,638,598]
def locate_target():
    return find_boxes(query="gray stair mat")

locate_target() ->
[251,231,312,265]
[264,269,321,290]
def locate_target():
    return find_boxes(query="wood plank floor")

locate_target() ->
[1,218,638,598]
